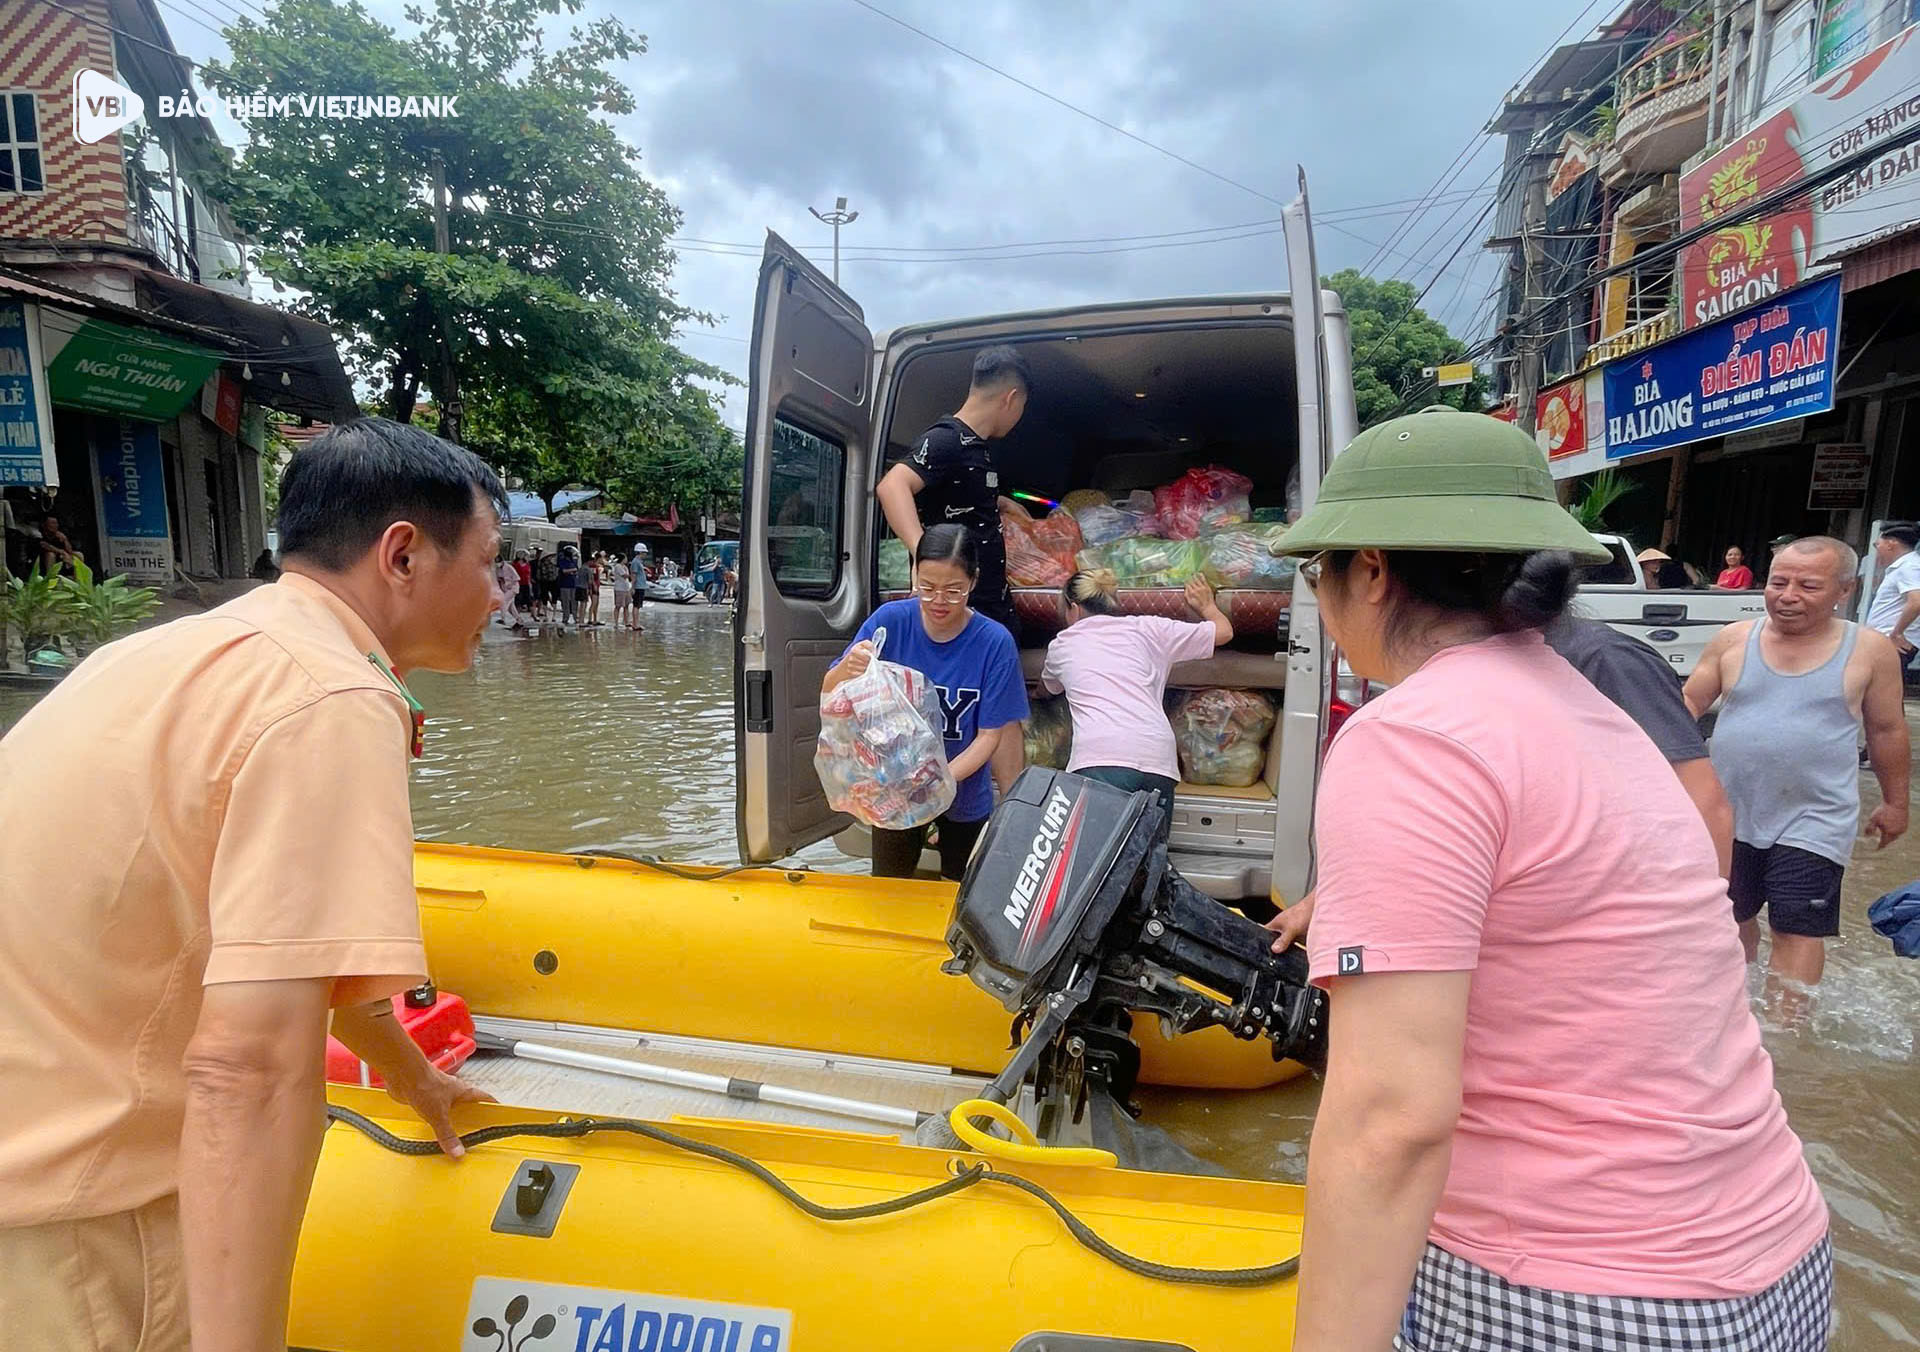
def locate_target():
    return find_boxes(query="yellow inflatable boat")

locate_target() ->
[407,842,1306,1091]
[288,842,1309,1351]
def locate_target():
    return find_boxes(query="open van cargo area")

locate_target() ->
[874,319,1306,887]
[880,317,1302,651]
[738,215,1350,899]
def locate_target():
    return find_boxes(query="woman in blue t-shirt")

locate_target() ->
[823,524,1029,879]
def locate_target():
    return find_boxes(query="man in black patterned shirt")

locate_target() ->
[877,345,1031,789]
[877,346,1031,633]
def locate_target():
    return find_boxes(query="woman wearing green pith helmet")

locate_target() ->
[1277,408,1829,1352]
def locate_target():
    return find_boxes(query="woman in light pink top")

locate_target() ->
[1272,407,1828,1352]
[1040,569,1230,847]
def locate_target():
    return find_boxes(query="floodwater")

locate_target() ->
[5,603,1918,1343]
[398,604,855,868]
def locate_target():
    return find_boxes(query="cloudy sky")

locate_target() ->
[164,0,1602,426]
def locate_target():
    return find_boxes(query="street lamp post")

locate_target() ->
[808,196,859,286]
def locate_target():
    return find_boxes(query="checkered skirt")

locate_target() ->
[1395,1236,1831,1351]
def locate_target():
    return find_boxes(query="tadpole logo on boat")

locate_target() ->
[463,1277,791,1352]
[71,68,459,143]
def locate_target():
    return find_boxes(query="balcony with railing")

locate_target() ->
[1583,307,1677,370]
[1600,30,1712,186]
[124,188,201,285]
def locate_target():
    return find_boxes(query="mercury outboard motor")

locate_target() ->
[941,768,1326,1136]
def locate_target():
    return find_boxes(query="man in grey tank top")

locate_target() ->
[1686,536,1910,996]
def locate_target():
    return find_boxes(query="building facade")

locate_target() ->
[0,0,353,597]
[1487,0,1920,582]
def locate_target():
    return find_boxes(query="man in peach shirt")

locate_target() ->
[0,419,506,1351]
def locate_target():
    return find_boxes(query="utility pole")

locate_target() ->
[1513,151,1549,437]
[808,196,859,287]
[430,149,463,444]
[1706,0,1729,145]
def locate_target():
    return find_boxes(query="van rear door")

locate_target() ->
[734,233,877,862]
[1270,175,1355,901]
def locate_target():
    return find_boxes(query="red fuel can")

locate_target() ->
[325,983,477,1088]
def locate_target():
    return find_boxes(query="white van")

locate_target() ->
[734,188,1358,906]
[502,519,581,560]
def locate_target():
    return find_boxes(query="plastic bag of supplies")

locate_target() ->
[878,537,912,591]
[1023,693,1075,770]
[1168,688,1277,787]
[813,628,957,829]
[1201,526,1297,590]
[1002,502,1082,587]
[1151,466,1253,539]
[1075,536,1205,589]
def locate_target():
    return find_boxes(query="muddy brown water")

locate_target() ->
[5,603,1917,1344]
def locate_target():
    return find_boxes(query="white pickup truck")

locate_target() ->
[1574,533,1766,676]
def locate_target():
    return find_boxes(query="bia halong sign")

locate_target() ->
[1605,273,1841,460]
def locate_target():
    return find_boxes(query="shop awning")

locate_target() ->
[0,262,359,423]
[1836,224,1920,294]
[0,269,94,309]
[136,270,357,422]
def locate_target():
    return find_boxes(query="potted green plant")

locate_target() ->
[1,563,78,673]
[1571,467,1636,532]
[59,559,161,654]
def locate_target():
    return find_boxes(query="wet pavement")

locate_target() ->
[4,602,1917,1341]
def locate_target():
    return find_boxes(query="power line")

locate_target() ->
[484,196,1497,267]
[846,0,1294,210]
[151,0,228,44]
[1365,143,1494,278]
[1520,115,1920,336]
[1364,0,1614,277]
[1356,195,1503,371]
[666,188,1488,257]
[158,0,266,39]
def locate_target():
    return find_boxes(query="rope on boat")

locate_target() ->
[564,849,811,882]
[324,1104,1299,1287]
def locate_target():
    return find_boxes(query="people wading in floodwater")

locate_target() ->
[1687,536,1909,1013]
[1271,408,1830,1352]
[610,555,633,630]
[496,554,525,631]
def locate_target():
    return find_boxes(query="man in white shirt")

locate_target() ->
[1865,521,1920,680]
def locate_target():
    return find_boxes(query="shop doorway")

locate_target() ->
[203,459,229,577]
[1678,446,1827,578]
[1884,395,1920,520]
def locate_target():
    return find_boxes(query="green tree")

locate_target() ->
[608,385,742,522]
[459,313,731,519]
[206,0,704,444]
[1324,269,1488,426]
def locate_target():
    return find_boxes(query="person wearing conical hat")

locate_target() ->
[1276,409,1829,1352]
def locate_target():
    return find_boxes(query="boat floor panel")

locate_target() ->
[461,1017,1015,1141]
